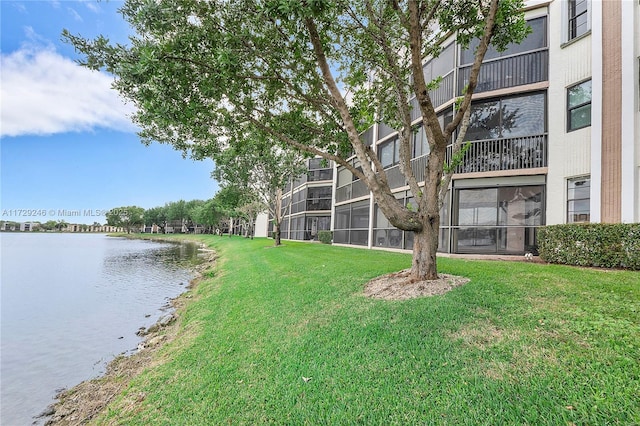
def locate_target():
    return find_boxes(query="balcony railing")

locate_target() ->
[458,49,548,95]
[410,71,455,122]
[446,134,547,174]
[336,135,546,204]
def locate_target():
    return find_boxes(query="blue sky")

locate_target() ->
[1,0,218,225]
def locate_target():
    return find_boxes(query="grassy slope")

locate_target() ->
[100,236,639,425]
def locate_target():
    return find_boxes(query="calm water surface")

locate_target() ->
[0,233,200,425]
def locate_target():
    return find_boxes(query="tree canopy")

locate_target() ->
[106,206,145,233]
[213,130,308,245]
[65,0,529,279]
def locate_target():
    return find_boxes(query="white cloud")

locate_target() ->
[0,47,137,137]
[67,7,83,22]
[84,1,100,14]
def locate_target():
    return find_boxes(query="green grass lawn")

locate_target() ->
[101,236,639,425]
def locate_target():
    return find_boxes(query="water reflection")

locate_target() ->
[0,234,200,425]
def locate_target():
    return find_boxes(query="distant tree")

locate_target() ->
[165,200,187,223]
[41,220,58,231]
[106,206,145,233]
[213,133,307,246]
[185,199,206,230]
[212,186,245,236]
[144,206,168,232]
[55,220,68,232]
[191,198,224,234]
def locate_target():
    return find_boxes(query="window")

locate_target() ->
[454,185,544,254]
[466,93,546,141]
[412,126,428,158]
[568,0,589,41]
[567,177,590,223]
[306,186,332,210]
[378,137,399,168]
[423,43,455,82]
[567,80,591,131]
[460,17,547,65]
[308,158,333,181]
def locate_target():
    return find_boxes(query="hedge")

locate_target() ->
[318,230,332,244]
[537,223,640,270]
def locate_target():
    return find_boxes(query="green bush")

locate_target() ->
[318,230,332,244]
[538,223,640,270]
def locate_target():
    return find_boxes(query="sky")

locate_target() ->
[0,0,219,225]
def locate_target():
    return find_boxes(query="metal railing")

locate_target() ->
[410,71,455,121]
[458,49,548,95]
[337,134,546,203]
[446,134,547,174]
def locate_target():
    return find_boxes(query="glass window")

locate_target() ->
[424,43,455,82]
[568,0,589,41]
[567,80,591,131]
[352,159,363,182]
[378,139,396,168]
[308,186,332,199]
[466,100,501,141]
[567,177,590,223]
[497,186,543,226]
[458,188,498,226]
[460,17,547,65]
[501,94,546,138]
[337,167,351,187]
[412,125,428,158]
[467,93,546,141]
[361,128,374,146]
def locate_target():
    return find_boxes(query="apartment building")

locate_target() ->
[328,0,639,255]
[275,158,334,241]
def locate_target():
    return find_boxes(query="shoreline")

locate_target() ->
[42,235,217,425]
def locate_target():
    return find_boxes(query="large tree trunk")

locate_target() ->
[411,219,439,281]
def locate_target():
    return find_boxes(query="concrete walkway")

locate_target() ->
[438,252,545,263]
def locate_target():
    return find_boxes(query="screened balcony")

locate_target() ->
[458,49,549,95]
[446,134,547,174]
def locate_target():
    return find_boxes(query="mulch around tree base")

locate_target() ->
[364,269,470,300]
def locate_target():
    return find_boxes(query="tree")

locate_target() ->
[55,220,68,232]
[64,0,528,280]
[41,220,58,231]
[185,199,206,231]
[106,206,145,233]
[191,198,224,233]
[212,132,307,246]
[143,206,168,232]
[212,185,245,236]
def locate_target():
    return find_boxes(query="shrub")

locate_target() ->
[318,230,332,244]
[538,223,640,270]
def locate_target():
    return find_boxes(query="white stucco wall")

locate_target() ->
[254,212,270,238]
[545,0,593,225]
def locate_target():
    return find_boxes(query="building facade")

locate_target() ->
[327,0,639,255]
[275,158,334,241]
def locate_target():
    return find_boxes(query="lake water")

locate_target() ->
[0,233,200,425]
